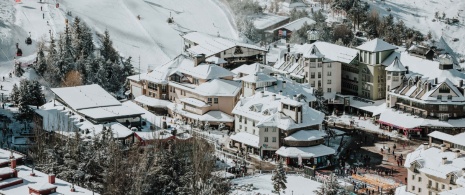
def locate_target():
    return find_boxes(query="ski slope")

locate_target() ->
[365,0,465,58]
[62,0,238,72]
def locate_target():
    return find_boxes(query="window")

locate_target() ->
[214,98,218,104]
[412,175,415,180]
[193,78,199,85]
[418,188,421,193]
[318,80,321,87]
[244,119,247,124]
[327,80,331,84]
[311,81,315,87]
[149,92,152,96]
[239,125,242,130]
[437,95,442,100]
[272,137,277,142]
[442,184,445,189]
[418,177,422,182]
[439,105,448,111]
[272,128,276,132]
[327,63,332,68]
[265,128,268,132]
[253,130,255,134]
[264,137,269,142]
[327,71,332,76]
[208,98,212,104]
[412,186,415,191]
[448,95,452,100]
[327,88,331,93]
[318,72,321,78]
[239,116,242,122]
[253,120,256,126]
[311,72,315,79]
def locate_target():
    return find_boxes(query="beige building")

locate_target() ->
[356,38,397,100]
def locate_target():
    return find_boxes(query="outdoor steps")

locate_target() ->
[0,178,23,189]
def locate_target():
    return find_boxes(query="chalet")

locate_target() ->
[266,17,316,41]
[182,32,267,65]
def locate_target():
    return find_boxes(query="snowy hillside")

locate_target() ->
[62,0,238,71]
[365,0,465,58]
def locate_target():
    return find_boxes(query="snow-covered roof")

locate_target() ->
[356,38,398,52]
[168,103,234,122]
[180,98,210,107]
[51,84,121,110]
[429,131,465,147]
[0,165,96,194]
[264,75,316,102]
[345,96,386,115]
[284,130,326,141]
[230,132,259,148]
[271,17,316,32]
[394,186,416,195]
[122,101,159,128]
[379,108,465,129]
[385,56,407,72]
[233,91,324,131]
[294,42,359,64]
[0,149,23,166]
[252,13,289,30]
[175,61,234,80]
[128,55,186,84]
[239,72,277,83]
[28,182,57,191]
[36,102,134,140]
[78,105,144,120]
[170,79,241,97]
[404,144,465,179]
[276,145,335,158]
[231,63,274,77]
[206,56,227,64]
[135,131,174,141]
[134,95,171,108]
[183,32,266,57]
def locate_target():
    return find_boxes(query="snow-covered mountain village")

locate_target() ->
[1,0,465,194]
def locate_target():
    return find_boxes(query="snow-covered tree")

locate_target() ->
[10,84,19,105]
[35,41,47,75]
[313,174,347,195]
[100,30,119,63]
[14,61,24,77]
[272,159,287,194]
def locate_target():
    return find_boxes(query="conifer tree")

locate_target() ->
[35,41,47,75]
[14,61,24,77]
[272,159,287,194]
[10,84,19,105]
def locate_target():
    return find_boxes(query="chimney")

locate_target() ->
[194,54,206,67]
[423,143,429,150]
[271,94,276,101]
[442,157,447,165]
[441,144,447,152]
[405,66,409,74]
[293,95,298,101]
[460,80,463,87]
[456,150,461,158]
[10,159,16,169]
[287,44,290,52]
[283,81,286,89]
[260,66,264,73]
[49,174,56,184]
[435,78,438,85]
[279,90,283,96]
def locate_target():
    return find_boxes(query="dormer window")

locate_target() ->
[437,95,442,100]
[450,175,457,185]
[439,85,450,93]
[234,47,243,55]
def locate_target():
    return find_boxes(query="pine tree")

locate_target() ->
[100,30,118,63]
[121,57,134,79]
[14,61,24,77]
[72,16,83,58]
[80,23,94,58]
[10,84,20,105]
[271,159,287,194]
[29,80,45,108]
[313,174,347,195]
[35,41,47,75]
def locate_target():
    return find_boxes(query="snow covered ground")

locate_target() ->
[231,174,321,195]
[364,0,465,58]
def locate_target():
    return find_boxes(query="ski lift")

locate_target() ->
[25,37,32,45]
[16,48,22,57]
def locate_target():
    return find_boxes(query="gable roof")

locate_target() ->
[295,42,358,64]
[271,17,316,32]
[175,62,234,80]
[356,38,398,52]
[183,32,266,57]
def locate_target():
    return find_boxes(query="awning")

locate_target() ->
[134,95,171,108]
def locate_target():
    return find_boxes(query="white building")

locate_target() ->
[231,90,324,158]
